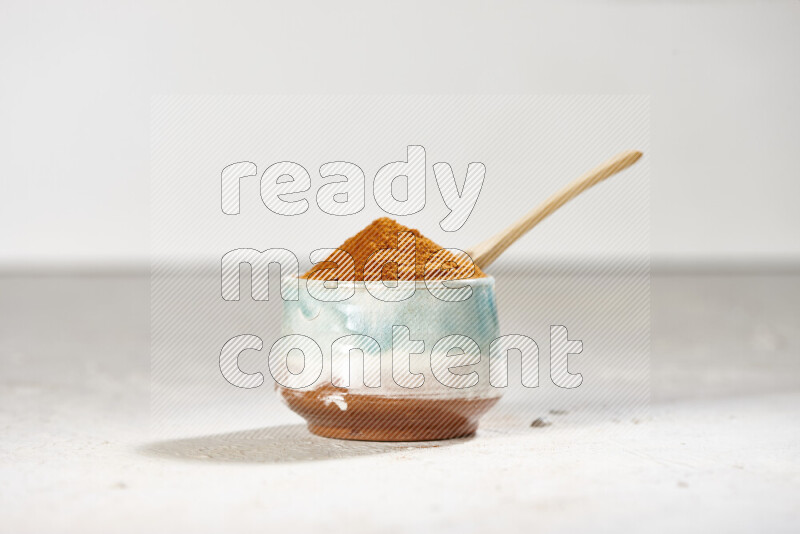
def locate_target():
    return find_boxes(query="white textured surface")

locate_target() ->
[1,273,799,533]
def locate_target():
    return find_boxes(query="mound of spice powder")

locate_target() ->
[301,217,487,281]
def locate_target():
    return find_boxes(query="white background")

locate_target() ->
[1,0,798,267]
[150,95,649,268]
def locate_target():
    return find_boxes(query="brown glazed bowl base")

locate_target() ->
[306,422,479,442]
[279,385,500,442]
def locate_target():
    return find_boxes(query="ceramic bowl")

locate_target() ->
[274,277,501,441]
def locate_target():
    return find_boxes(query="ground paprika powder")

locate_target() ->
[301,217,486,281]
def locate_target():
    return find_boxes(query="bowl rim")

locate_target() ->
[295,275,495,290]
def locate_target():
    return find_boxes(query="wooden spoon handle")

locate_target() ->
[466,149,643,270]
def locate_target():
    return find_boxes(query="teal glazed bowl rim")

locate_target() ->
[297,275,496,289]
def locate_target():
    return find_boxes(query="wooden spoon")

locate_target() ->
[466,149,643,270]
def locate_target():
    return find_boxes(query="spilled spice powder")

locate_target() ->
[301,217,486,281]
